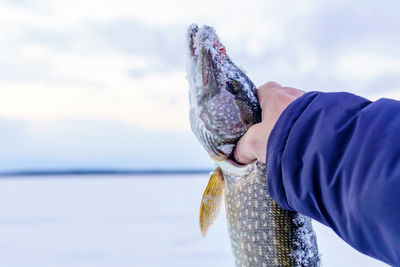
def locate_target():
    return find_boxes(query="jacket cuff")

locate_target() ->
[266,91,319,210]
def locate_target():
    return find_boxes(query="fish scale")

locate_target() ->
[187,24,320,266]
[221,162,311,266]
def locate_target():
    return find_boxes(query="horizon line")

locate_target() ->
[0,168,213,177]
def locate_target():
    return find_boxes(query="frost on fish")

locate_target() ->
[291,214,321,266]
[189,24,258,105]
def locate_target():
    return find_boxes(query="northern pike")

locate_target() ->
[186,24,320,267]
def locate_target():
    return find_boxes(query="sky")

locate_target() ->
[1,0,400,171]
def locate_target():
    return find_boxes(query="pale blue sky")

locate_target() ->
[1,0,400,171]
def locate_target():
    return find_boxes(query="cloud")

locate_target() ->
[0,70,190,130]
[91,20,186,71]
[0,0,318,132]
[1,0,400,105]
[1,0,400,170]
[305,1,400,53]
[220,1,400,99]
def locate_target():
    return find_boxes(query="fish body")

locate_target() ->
[187,24,320,266]
[219,161,319,266]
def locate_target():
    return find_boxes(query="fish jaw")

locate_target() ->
[187,24,261,160]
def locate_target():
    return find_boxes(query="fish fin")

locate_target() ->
[199,167,225,237]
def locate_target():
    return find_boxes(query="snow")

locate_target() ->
[0,175,389,267]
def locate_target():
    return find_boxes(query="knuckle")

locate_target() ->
[263,81,280,89]
[246,127,260,152]
[258,81,282,106]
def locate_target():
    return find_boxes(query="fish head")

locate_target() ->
[187,24,261,161]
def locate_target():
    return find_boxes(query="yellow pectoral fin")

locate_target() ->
[199,167,225,237]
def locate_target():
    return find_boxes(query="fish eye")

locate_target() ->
[226,80,239,94]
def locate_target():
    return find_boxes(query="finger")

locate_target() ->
[233,128,257,164]
[281,86,305,98]
[258,82,286,121]
[257,81,282,107]
[260,81,281,90]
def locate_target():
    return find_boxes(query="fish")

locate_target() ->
[186,24,321,267]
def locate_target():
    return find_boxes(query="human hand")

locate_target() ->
[233,82,305,164]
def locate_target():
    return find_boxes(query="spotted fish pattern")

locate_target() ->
[221,162,319,266]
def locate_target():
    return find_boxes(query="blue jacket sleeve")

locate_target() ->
[266,91,400,266]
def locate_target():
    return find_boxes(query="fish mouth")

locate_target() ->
[215,158,251,176]
[188,24,252,162]
[226,157,248,167]
[188,24,199,65]
[188,24,227,160]
[187,24,228,87]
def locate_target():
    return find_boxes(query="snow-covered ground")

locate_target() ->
[0,175,388,267]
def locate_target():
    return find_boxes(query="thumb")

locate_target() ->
[233,124,259,164]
